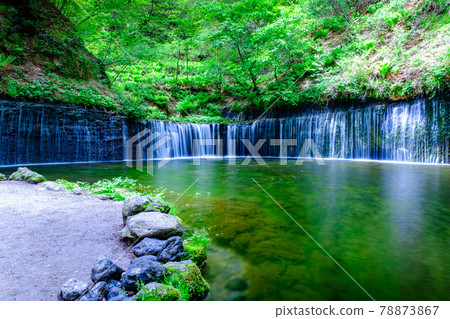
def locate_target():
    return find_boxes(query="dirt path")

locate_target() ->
[0,181,133,301]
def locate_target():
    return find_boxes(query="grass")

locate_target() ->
[55,177,166,201]
[182,228,211,269]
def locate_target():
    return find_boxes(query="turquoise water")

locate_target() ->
[2,159,450,300]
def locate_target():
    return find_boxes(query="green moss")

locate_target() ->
[165,263,210,301]
[135,282,181,301]
[183,244,207,269]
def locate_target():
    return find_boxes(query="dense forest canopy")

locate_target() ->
[1,0,449,121]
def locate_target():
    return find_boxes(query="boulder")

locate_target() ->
[79,281,107,301]
[157,236,184,263]
[71,187,83,195]
[39,181,64,191]
[132,238,166,257]
[122,195,171,223]
[90,256,124,283]
[165,261,209,300]
[0,173,6,181]
[58,278,89,301]
[120,212,183,240]
[134,282,181,301]
[8,167,45,184]
[106,280,129,301]
[121,256,167,291]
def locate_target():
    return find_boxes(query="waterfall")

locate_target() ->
[0,98,448,165]
[134,98,448,164]
[0,100,126,165]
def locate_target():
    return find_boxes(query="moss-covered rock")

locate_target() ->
[9,167,46,184]
[165,261,209,300]
[135,282,181,301]
[0,173,6,181]
[184,244,207,269]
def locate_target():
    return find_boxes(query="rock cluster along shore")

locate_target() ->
[1,167,210,301]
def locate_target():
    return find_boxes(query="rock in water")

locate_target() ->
[8,167,45,184]
[157,236,184,263]
[122,195,171,223]
[106,280,129,301]
[134,282,181,301]
[58,278,89,301]
[132,238,166,257]
[120,212,183,240]
[79,281,107,301]
[90,256,124,282]
[0,173,6,181]
[121,256,167,291]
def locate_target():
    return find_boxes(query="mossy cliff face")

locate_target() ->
[0,0,108,82]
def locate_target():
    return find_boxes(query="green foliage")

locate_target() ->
[164,263,209,300]
[2,0,449,115]
[135,280,181,301]
[0,53,16,67]
[183,228,210,268]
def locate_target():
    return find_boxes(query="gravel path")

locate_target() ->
[0,181,133,301]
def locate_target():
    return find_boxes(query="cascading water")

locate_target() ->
[0,100,126,165]
[132,98,448,164]
[0,98,448,165]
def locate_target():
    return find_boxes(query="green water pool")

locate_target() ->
[2,159,449,301]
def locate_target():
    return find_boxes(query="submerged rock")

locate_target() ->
[132,238,166,257]
[122,195,171,223]
[157,236,184,263]
[121,256,167,291]
[134,282,181,301]
[225,278,248,291]
[8,167,45,184]
[90,256,124,283]
[79,281,107,301]
[120,212,183,240]
[58,278,89,301]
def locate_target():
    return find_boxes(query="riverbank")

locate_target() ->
[0,181,132,300]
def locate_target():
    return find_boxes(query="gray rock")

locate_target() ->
[157,236,184,263]
[58,278,89,301]
[0,173,6,181]
[79,281,107,301]
[147,197,170,214]
[132,238,166,257]
[72,187,83,195]
[106,280,129,301]
[122,196,171,223]
[121,255,167,291]
[119,212,183,240]
[226,278,248,291]
[39,181,64,191]
[96,194,109,200]
[8,167,45,184]
[90,256,124,283]
[122,195,150,223]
